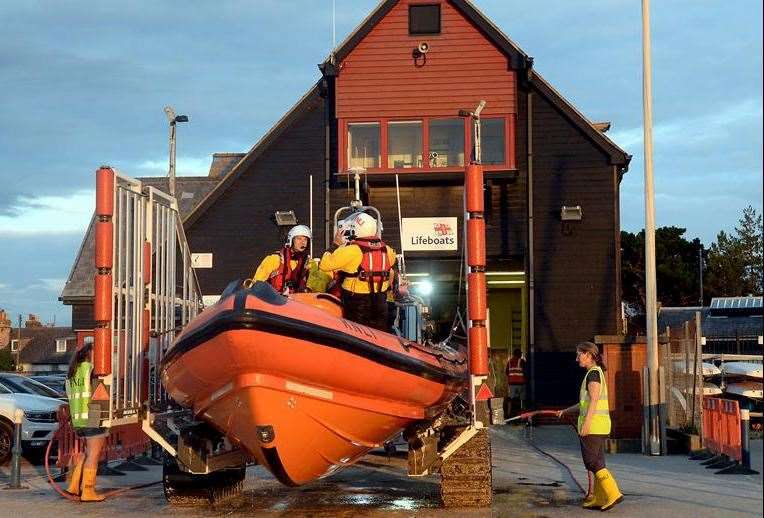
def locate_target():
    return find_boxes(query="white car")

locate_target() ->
[0,373,64,465]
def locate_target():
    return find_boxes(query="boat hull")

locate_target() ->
[161,282,467,485]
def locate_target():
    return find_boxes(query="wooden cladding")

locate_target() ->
[335,0,517,120]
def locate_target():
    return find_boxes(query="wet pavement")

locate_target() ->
[1,426,761,517]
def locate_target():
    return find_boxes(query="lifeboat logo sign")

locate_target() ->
[401,217,458,251]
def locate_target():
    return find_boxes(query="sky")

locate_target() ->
[0,0,761,326]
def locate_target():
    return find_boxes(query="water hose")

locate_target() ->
[505,410,591,495]
[44,436,161,502]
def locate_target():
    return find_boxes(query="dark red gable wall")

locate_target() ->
[336,0,516,119]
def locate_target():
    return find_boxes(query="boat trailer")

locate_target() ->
[74,101,498,507]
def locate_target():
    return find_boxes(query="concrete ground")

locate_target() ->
[0,426,761,517]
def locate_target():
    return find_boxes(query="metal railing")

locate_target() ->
[94,166,202,427]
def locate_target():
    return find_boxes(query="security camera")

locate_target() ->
[418,42,429,54]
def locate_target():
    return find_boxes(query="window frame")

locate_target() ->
[10,339,19,352]
[339,114,515,174]
[346,121,382,170]
[56,338,67,353]
[408,4,441,36]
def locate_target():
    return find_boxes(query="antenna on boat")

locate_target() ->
[348,166,365,210]
[309,173,314,257]
[395,173,407,279]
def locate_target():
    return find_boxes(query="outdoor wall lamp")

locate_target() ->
[560,205,583,221]
[273,210,298,227]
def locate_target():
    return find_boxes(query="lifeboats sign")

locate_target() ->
[401,217,458,251]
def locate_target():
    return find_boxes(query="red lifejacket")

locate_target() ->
[267,246,309,294]
[506,357,526,385]
[342,238,391,294]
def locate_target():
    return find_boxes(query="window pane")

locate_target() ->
[409,4,441,35]
[481,118,505,165]
[347,122,380,169]
[388,121,422,168]
[428,119,464,167]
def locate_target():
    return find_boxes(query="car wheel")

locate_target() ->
[0,420,12,466]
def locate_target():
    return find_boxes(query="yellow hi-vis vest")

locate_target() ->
[577,365,611,435]
[65,361,92,428]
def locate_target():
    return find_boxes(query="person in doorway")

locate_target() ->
[65,340,109,502]
[252,224,313,294]
[319,212,397,331]
[557,341,623,511]
[505,348,526,418]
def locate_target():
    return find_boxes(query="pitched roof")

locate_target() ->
[321,0,630,168]
[208,153,246,178]
[60,175,220,302]
[8,327,75,365]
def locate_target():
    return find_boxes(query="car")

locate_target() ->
[0,373,64,465]
[29,375,68,399]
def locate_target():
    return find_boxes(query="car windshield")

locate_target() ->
[0,375,62,399]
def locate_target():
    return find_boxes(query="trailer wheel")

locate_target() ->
[162,453,245,505]
[440,428,492,508]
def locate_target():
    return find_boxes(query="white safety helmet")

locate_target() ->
[349,212,379,239]
[285,224,312,246]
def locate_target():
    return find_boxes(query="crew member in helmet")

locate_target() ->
[319,212,397,331]
[252,224,313,294]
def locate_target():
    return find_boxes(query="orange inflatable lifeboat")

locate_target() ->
[160,281,467,486]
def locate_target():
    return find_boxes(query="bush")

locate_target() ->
[0,347,15,371]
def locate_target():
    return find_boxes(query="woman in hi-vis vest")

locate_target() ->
[64,340,109,501]
[558,342,623,511]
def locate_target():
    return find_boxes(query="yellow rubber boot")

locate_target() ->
[79,468,106,502]
[595,468,623,511]
[582,491,599,509]
[582,471,601,509]
[65,456,85,495]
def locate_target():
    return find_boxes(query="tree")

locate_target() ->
[736,205,763,294]
[0,347,14,372]
[621,226,703,314]
[705,206,763,297]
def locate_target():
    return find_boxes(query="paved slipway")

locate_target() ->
[1,426,761,517]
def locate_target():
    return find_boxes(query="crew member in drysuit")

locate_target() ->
[252,224,314,294]
[319,212,397,331]
[557,341,623,511]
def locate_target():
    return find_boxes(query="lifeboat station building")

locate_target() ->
[62,0,631,405]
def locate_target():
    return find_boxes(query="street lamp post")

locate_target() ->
[164,106,189,198]
[642,0,663,455]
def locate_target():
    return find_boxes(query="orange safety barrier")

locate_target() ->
[56,405,151,470]
[702,397,742,462]
[702,398,717,452]
[721,399,742,462]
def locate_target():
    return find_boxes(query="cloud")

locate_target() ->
[134,156,211,177]
[30,278,67,293]
[609,98,763,151]
[0,190,95,235]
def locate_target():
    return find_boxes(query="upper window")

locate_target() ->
[347,122,380,169]
[388,121,423,168]
[481,118,506,165]
[56,338,67,353]
[10,339,18,352]
[429,119,464,168]
[409,4,441,35]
